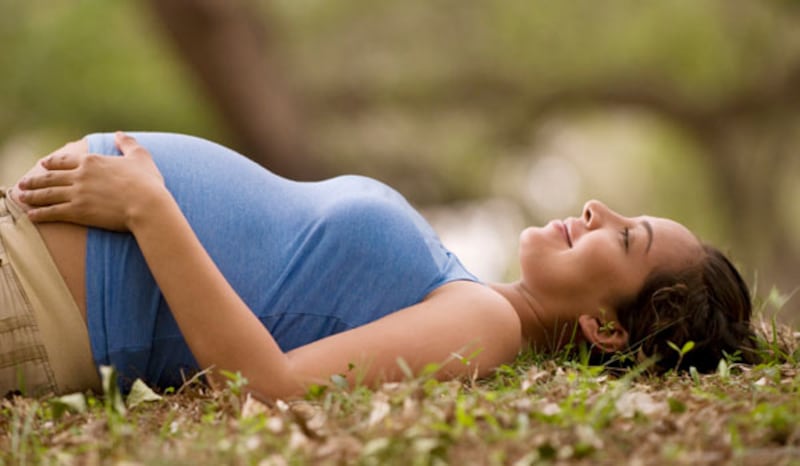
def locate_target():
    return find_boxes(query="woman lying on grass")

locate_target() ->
[0,132,759,399]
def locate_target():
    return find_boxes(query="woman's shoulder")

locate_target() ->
[425,280,522,352]
[428,281,518,315]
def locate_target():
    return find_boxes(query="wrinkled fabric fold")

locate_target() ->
[0,187,99,396]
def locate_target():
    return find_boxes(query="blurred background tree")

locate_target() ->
[1,0,798,319]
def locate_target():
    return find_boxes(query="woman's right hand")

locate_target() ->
[17,131,168,231]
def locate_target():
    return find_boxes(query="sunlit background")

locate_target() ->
[1,1,798,320]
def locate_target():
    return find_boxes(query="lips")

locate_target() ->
[550,220,572,248]
[562,221,573,247]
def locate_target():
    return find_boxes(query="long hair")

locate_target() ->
[612,244,759,372]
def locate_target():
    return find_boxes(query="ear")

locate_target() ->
[578,315,629,353]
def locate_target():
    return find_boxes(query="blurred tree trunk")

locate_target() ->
[143,0,324,180]
[701,120,800,302]
[682,65,800,300]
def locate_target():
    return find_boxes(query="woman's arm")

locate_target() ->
[18,132,521,398]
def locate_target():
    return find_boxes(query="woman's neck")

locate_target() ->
[489,281,580,353]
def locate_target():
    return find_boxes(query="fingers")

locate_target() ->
[40,151,82,171]
[115,131,141,155]
[18,170,73,190]
[26,203,78,224]
[17,186,73,207]
[115,131,156,164]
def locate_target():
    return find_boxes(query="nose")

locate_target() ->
[582,199,625,229]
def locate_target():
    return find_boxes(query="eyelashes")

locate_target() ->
[621,227,630,252]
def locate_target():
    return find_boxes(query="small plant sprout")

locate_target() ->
[689,366,701,385]
[219,370,249,414]
[765,286,798,313]
[666,340,695,371]
[717,358,730,379]
[599,320,616,333]
[220,370,249,397]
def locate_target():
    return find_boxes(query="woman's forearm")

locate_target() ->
[129,188,297,396]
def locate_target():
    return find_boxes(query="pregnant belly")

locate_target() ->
[11,138,89,323]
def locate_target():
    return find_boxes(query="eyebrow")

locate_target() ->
[641,220,653,253]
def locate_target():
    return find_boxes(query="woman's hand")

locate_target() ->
[17,132,167,231]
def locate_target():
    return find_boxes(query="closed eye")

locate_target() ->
[621,227,630,252]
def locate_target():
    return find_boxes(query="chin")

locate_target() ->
[519,226,541,244]
[518,228,547,263]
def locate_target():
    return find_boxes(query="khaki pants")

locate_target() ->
[0,187,99,397]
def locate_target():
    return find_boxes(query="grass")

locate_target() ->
[2,315,799,465]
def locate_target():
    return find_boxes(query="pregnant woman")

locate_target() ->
[1,132,758,398]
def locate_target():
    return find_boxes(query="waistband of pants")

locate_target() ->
[0,187,100,394]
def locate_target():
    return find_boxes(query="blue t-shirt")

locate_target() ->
[85,132,478,389]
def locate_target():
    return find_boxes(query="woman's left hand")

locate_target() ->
[17,131,167,231]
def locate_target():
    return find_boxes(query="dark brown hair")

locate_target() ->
[612,244,760,372]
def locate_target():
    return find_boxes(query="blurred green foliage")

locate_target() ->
[0,0,220,145]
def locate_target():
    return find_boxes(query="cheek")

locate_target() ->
[588,257,648,303]
[570,243,632,291]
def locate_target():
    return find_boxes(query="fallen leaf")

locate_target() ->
[615,392,668,419]
[368,395,391,427]
[50,393,87,418]
[126,379,162,409]
[241,393,269,418]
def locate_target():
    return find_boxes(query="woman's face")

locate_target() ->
[518,200,702,319]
